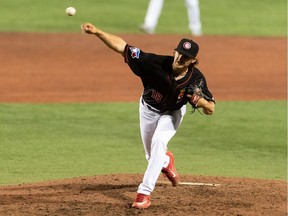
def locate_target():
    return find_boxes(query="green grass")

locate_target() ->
[0,101,286,185]
[173,101,287,179]
[0,0,286,36]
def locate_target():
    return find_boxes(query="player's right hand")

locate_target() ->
[81,23,97,34]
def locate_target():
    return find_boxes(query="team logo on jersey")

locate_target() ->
[176,88,186,103]
[130,47,140,59]
[183,42,192,50]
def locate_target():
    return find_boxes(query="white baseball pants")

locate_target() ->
[137,97,186,195]
[143,0,202,35]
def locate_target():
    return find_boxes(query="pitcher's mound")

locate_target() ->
[0,174,286,215]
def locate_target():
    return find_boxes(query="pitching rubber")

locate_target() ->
[157,181,221,187]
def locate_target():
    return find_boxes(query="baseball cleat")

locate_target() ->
[132,193,151,209]
[161,151,180,186]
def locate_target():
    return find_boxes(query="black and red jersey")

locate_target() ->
[124,44,214,112]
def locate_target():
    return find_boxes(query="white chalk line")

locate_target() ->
[157,181,221,187]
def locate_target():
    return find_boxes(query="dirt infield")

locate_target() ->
[0,33,286,102]
[0,174,286,216]
[0,33,286,215]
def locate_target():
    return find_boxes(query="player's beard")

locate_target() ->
[172,62,188,77]
[172,60,189,75]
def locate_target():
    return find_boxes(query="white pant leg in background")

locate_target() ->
[137,98,186,195]
[143,0,165,31]
[185,0,202,35]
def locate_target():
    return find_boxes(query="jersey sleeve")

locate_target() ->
[201,77,215,103]
[123,44,147,76]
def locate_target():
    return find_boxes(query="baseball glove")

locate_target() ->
[185,78,212,114]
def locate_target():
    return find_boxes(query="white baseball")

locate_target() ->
[66,7,76,16]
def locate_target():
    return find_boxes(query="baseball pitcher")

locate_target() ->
[81,23,215,209]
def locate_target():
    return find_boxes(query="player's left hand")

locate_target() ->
[186,87,203,107]
[185,83,204,108]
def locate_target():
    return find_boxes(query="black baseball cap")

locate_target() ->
[174,38,199,58]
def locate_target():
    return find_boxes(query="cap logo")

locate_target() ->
[183,42,191,50]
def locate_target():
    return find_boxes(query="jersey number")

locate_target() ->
[151,90,163,102]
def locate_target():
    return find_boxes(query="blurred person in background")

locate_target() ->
[140,0,202,36]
